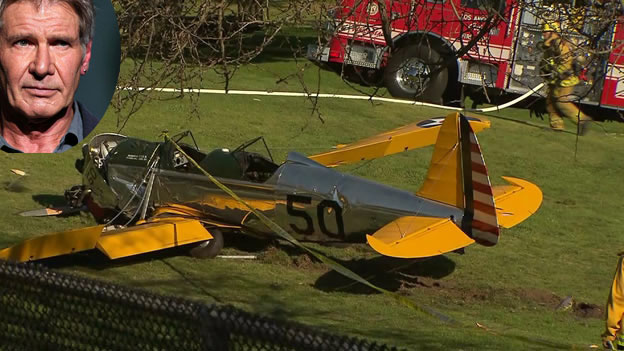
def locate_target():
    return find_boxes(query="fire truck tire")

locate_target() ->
[190,228,224,259]
[384,44,448,102]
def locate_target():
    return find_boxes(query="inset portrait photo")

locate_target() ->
[0,0,120,153]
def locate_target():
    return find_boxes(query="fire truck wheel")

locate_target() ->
[384,44,448,102]
[189,228,224,259]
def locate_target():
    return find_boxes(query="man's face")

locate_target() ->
[0,0,92,121]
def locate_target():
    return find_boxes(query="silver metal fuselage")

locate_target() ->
[86,136,463,243]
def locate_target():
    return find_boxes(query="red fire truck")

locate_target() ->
[307,0,624,110]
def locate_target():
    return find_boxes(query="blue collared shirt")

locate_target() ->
[0,101,84,153]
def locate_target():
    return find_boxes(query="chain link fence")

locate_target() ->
[0,260,400,351]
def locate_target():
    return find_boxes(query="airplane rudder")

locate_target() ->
[459,114,500,246]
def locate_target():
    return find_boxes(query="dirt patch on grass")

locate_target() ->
[401,278,603,319]
[260,248,604,319]
[260,246,326,271]
[516,288,562,307]
[573,302,603,319]
[293,253,320,269]
[259,246,292,266]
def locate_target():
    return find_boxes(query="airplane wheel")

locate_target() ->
[190,228,224,259]
[383,44,448,103]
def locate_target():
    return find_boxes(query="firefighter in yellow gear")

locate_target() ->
[602,255,624,350]
[540,22,593,135]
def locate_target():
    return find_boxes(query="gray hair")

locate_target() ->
[0,0,95,48]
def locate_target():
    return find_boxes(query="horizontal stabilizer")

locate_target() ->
[0,218,214,262]
[309,115,490,167]
[493,177,543,229]
[366,216,475,259]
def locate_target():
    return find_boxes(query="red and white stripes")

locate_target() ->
[469,131,500,246]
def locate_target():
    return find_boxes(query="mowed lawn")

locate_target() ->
[1,56,624,350]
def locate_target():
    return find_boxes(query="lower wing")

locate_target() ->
[0,218,216,262]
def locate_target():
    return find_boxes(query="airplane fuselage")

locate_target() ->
[95,144,464,244]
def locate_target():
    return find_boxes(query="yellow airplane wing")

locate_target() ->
[309,114,490,167]
[0,218,214,262]
[366,216,475,259]
[493,176,543,229]
[0,225,105,262]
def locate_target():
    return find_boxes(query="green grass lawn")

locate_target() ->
[1,55,624,350]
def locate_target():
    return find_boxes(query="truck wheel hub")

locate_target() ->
[396,58,430,93]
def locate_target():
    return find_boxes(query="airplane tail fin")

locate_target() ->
[416,112,500,246]
[366,112,541,258]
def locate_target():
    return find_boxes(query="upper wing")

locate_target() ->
[493,176,543,229]
[309,114,490,167]
[366,216,475,259]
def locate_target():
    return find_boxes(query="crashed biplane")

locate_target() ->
[0,113,542,262]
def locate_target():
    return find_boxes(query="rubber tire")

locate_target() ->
[384,44,448,103]
[189,228,224,259]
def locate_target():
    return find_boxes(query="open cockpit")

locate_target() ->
[170,134,279,183]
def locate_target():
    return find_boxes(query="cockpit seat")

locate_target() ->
[198,148,244,180]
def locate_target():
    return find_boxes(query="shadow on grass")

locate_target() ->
[33,227,456,298]
[29,244,570,350]
[223,232,274,253]
[32,194,68,207]
[37,244,227,304]
[313,254,456,294]
[125,28,320,64]
[214,236,458,295]
[3,180,29,193]
[245,33,317,64]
